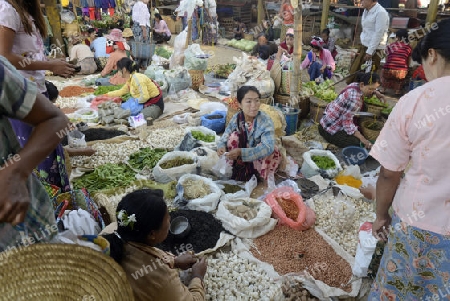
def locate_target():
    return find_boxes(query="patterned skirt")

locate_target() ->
[369,212,450,301]
[226,131,281,181]
[381,68,408,92]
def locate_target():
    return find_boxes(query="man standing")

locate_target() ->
[347,0,389,83]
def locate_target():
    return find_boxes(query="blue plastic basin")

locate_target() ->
[342,146,369,165]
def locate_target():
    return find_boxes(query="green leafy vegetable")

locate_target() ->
[94,85,124,96]
[311,155,336,170]
[73,163,135,192]
[302,80,338,102]
[191,130,215,142]
[364,96,388,107]
[155,47,172,59]
[128,148,167,170]
[381,106,393,115]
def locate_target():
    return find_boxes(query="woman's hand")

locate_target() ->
[174,252,197,270]
[217,147,226,157]
[49,59,76,78]
[226,148,241,160]
[0,167,30,225]
[374,90,387,103]
[363,139,372,149]
[191,257,208,279]
[372,215,392,241]
[320,65,326,73]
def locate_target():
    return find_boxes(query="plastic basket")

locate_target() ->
[130,41,155,60]
[201,111,227,134]
[342,146,369,165]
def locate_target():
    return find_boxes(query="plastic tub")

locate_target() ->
[342,146,369,165]
[170,216,191,238]
[75,108,98,124]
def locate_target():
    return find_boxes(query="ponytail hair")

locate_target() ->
[354,71,380,85]
[117,57,140,74]
[102,189,167,263]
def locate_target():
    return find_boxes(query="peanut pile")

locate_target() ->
[276,197,299,221]
[252,226,353,292]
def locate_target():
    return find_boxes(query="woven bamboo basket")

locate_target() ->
[244,33,254,41]
[309,96,328,123]
[361,119,384,141]
[364,103,384,117]
[188,70,205,91]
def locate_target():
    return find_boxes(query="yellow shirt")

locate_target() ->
[106,72,159,103]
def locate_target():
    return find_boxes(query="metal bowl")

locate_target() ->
[169,216,191,238]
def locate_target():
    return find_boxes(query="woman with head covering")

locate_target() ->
[301,36,336,82]
[279,28,295,56]
[102,189,208,300]
[69,34,96,75]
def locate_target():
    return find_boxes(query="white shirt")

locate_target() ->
[360,3,389,55]
[132,1,151,27]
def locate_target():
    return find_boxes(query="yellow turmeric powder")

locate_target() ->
[335,175,363,188]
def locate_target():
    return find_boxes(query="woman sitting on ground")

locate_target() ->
[153,13,171,43]
[102,189,207,301]
[233,17,246,40]
[90,29,109,70]
[105,57,164,120]
[380,29,412,95]
[69,35,96,75]
[318,72,385,149]
[217,86,281,185]
[301,36,335,82]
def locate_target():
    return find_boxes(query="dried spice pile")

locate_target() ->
[59,86,95,97]
[157,210,225,254]
[251,226,352,292]
[276,197,299,221]
[61,128,127,146]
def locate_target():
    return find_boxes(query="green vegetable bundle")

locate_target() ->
[73,163,136,192]
[364,96,388,108]
[191,130,215,142]
[311,155,336,170]
[160,157,194,169]
[381,106,393,115]
[227,39,257,52]
[94,85,124,96]
[155,47,173,59]
[128,148,167,170]
[302,80,338,103]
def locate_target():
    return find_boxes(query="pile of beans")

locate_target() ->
[59,86,95,98]
[276,197,299,220]
[252,226,352,292]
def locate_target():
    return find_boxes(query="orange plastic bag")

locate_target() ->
[265,186,316,231]
[90,96,123,110]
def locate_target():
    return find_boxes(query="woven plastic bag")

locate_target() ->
[152,151,198,183]
[174,174,222,212]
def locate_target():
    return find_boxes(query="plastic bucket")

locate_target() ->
[284,108,299,136]
[342,146,369,165]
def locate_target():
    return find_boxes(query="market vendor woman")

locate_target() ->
[217,86,281,185]
[318,72,385,148]
[105,57,164,120]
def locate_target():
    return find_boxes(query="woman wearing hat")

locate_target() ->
[96,28,130,86]
[279,28,294,56]
[131,0,151,69]
[102,189,208,301]
[301,36,335,82]
[122,28,134,42]
[69,34,97,75]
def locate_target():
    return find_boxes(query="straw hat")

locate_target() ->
[104,28,126,42]
[0,243,135,301]
[122,28,134,38]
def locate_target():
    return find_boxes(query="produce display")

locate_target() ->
[206,64,236,78]
[381,106,393,116]
[366,121,384,131]
[226,199,259,220]
[226,39,258,52]
[155,47,172,59]
[281,277,320,301]
[275,197,299,221]
[145,127,186,149]
[157,210,225,254]
[191,130,215,142]
[302,80,338,102]
[252,226,353,292]
[160,157,195,169]
[181,178,211,200]
[311,155,336,170]
[128,148,167,170]
[204,251,283,301]
[364,96,388,107]
[56,97,78,109]
[94,85,123,95]
[222,183,243,194]
[59,86,95,98]
[73,163,135,192]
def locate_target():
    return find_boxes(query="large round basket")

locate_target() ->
[188,70,205,91]
[274,93,310,119]
[0,243,135,301]
[309,96,328,123]
[361,119,384,141]
[364,103,384,117]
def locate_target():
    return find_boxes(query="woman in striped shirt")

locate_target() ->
[381,29,412,95]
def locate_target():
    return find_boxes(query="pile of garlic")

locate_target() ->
[311,189,375,256]
[70,140,150,168]
[55,96,79,109]
[145,127,186,149]
[204,251,283,301]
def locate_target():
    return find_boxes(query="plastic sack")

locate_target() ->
[245,77,275,99]
[174,174,222,212]
[215,197,277,238]
[68,130,87,148]
[200,110,226,134]
[165,69,192,93]
[173,112,190,124]
[212,154,232,179]
[60,9,76,23]
[61,209,101,235]
[184,44,208,71]
[144,65,164,80]
[217,175,258,200]
[264,186,316,231]
[121,98,144,116]
[331,191,356,232]
[300,149,342,179]
[190,147,219,175]
[176,126,219,151]
[152,151,198,184]
[284,156,299,178]
[353,222,379,277]
[198,102,228,115]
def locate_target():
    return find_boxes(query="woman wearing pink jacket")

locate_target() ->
[301,37,335,82]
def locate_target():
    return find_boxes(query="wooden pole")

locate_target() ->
[186,19,193,48]
[257,0,265,24]
[320,0,331,32]
[290,1,302,106]
[43,0,65,55]
[426,0,439,23]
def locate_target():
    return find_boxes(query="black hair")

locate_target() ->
[234,17,241,23]
[103,189,167,263]
[258,45,271,60]
[412,18,450,64]
[87,28,96,34]
[117,57,140,73]
[96,29,104,37]
[155,13,162,20]
[322,28,330,36]
[45,81,58,102]
[355,72,381,85]
[257,32,268,40]
[236,86,261,103]
[395,29,409,42]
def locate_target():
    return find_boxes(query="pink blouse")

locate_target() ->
[301,49,336,71]
[154,20,171,37]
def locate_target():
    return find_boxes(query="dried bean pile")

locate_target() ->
[157,210,225,254]
[252,226,352,292]
[59,86,95,97]
[61,128,127,146]
[276,197,299,221]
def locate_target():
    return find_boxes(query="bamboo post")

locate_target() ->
[257,0,265,24]
[186,19,193,48]
[320,0,331,32]
[43,0,65,56]
[290,2,303,106]
[426,0,439,23]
